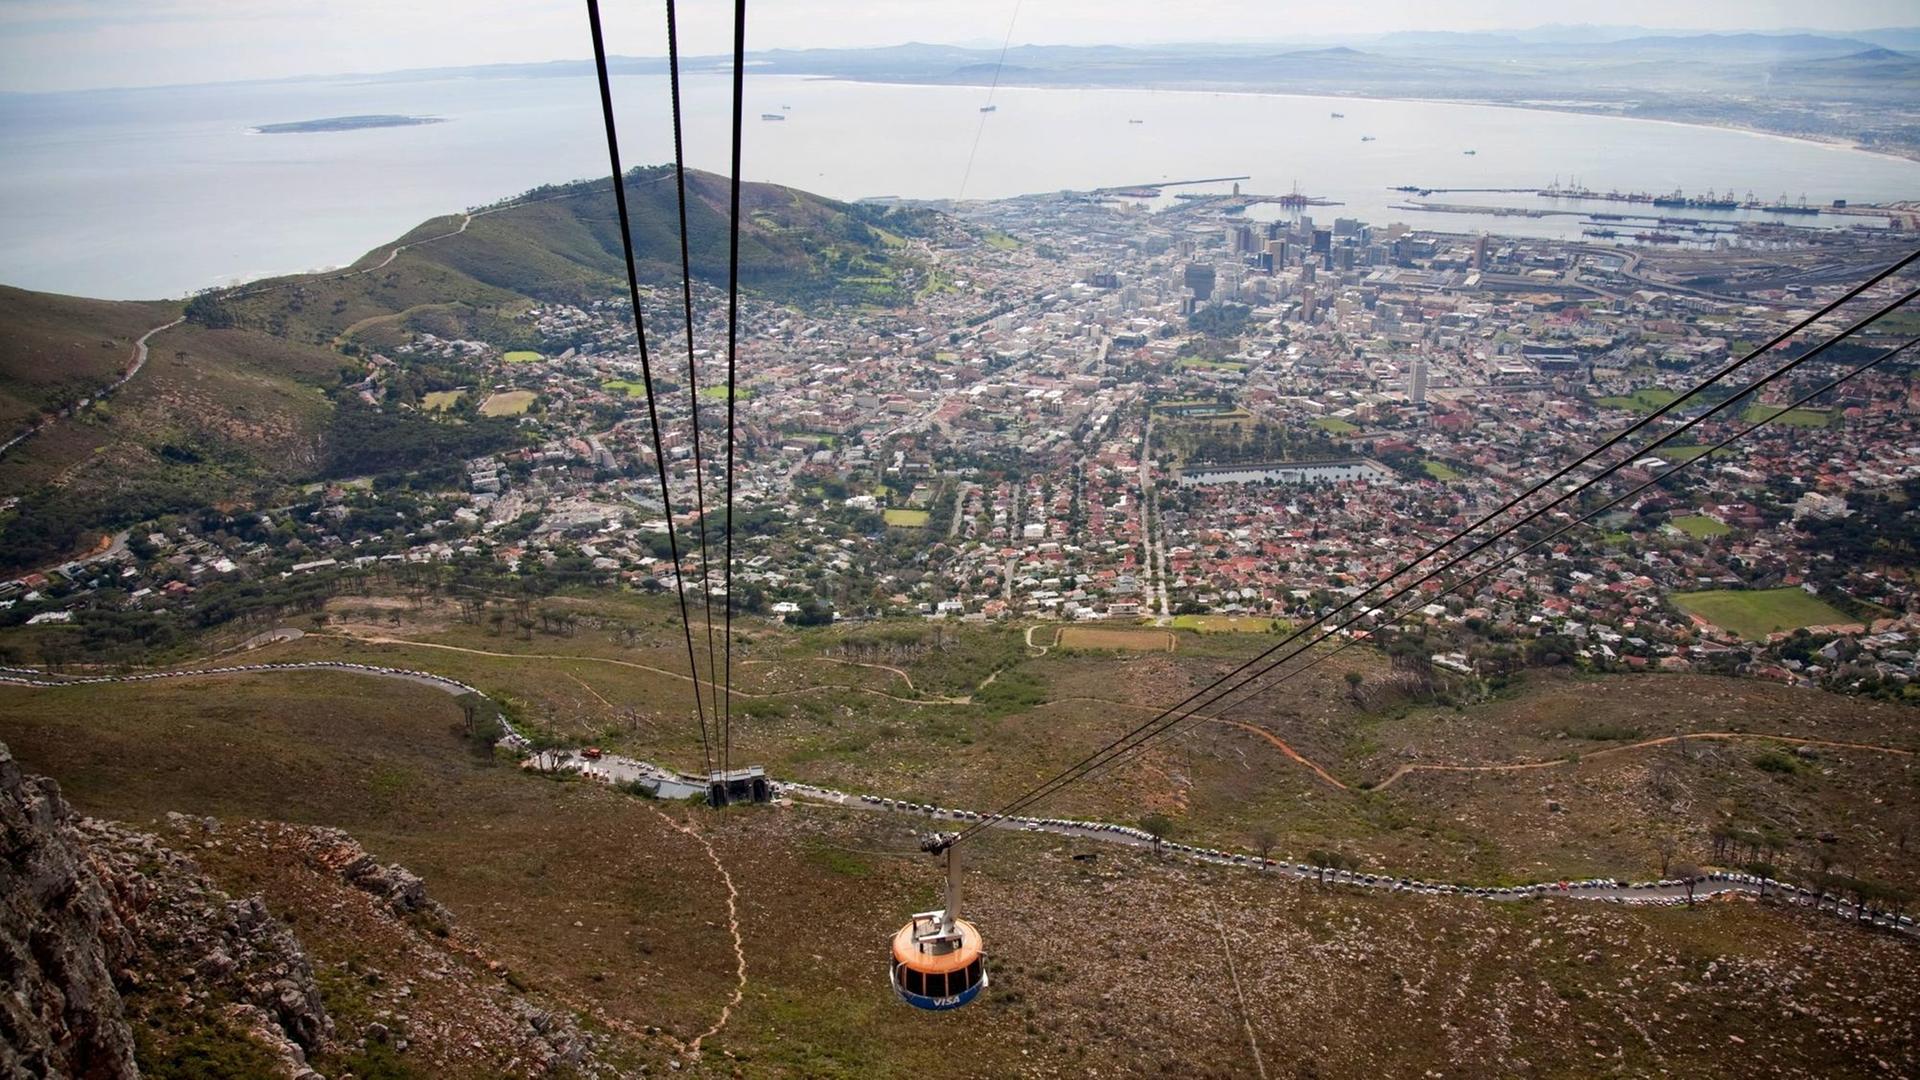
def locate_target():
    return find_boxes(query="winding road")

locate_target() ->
[7,656,1914,937]
[1373,731,1915,790]
[319,632,964,707]
[0,316,185,462]
[778,779,1916,935]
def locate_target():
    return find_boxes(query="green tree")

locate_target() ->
[1251,826,1278,868]
[1140,813,1174,856]
[1671,861,1702,907]
[1306,848,1354,884]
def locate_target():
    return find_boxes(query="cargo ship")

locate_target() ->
[1651,189,1737,210]
[761,113,785,121]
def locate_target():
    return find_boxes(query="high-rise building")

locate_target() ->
[1411,358,1429,405]
[1298,287,1317,324]
[1472,234,1490,271]
[1183,263,1216,302]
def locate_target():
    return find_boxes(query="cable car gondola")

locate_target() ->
[890,833,988,1010]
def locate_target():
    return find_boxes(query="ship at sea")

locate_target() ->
[1463,149,1477,155]
[1330,111,1345,118]
[1128,119,1144,125]
[1360,135,1376,142]
[979,104,997,113]
[761,113,785,122]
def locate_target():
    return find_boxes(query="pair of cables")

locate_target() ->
[585,0,747,780]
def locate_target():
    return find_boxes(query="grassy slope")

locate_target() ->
[233,592,1920,894]
[0,286,179,433]
[4,656,1918,1076]
[0,167,933,569]
[224,167,920,347]
[0,674,1037,1077]
[0,303,337,499]
[0,296,342,568]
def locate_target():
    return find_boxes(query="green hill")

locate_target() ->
[219,166,937,347]
[0,288,180,436]
[0,286,346,573]
[0,168,950,575]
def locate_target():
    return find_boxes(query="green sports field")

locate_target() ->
[1170,615,1285,634]
[1742,403,1829,428]
[1593,388,1680,413]
[1670,515,1731,538]
[1672,587,1852,640]
[479,390,535,416]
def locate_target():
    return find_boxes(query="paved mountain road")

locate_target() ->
[0,316,184,462]
[7,658,1912,936]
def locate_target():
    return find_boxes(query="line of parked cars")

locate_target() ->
[780,787,1917,932]
[6,659,482,698]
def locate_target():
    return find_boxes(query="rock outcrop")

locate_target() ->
[0,742,139,1079]
[288,826,454,926]
[0,744,332,1079]
[2,743,620,1077]
[86,814,333,1074]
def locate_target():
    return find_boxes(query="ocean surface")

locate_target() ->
[3,71,1918,299]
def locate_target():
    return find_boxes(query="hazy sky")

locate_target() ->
[1,0,1912,93]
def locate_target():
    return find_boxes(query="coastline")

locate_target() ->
[801,74,1920,168]
[8,72,1913,301]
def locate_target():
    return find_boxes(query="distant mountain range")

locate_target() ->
[73,28,1902,94]
[712,33,1918,161]
[163,29,1903,158]
[729,36,1919,100]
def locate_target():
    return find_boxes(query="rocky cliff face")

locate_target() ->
[0,742,139,1079]
[0,743,332,1079]
[85,813,334,1078]
[2,743,617,1078]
